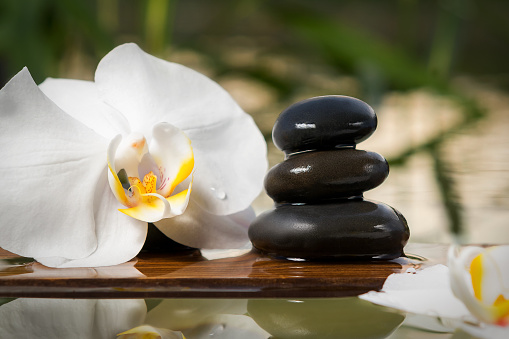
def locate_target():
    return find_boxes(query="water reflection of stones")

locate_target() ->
[248,298,405,339]
[249,95,410,260]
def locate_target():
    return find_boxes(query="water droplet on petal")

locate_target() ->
[211,187,227,200]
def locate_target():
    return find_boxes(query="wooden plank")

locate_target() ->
[0,244,443,299]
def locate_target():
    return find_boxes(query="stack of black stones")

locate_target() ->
[249,95,410,260]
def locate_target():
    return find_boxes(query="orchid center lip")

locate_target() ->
[106,124,194,223]
[113,133,165,203]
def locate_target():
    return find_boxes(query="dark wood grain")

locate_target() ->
[0,244,440,299]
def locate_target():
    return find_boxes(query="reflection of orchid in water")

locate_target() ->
[0,298,262,339]
[118,299,269,339]
[0,43,267,268]
[118,325,185,339]
[0,298,148,339]
[360,245,509,339]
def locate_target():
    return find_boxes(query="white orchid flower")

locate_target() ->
[0,43,267,268]
[360,245,509,338]
[448,245,509,337]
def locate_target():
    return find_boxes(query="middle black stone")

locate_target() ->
[265,148,389,204]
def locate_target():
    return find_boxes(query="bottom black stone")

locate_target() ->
[248,200,409,260]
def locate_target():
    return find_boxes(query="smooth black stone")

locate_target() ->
[265,149,389,203]
[272,96,377,154]
[248,200,409,260]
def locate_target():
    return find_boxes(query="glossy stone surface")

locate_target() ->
[272,96,377,154]
[265,149,389,203]
[249,200,409,260]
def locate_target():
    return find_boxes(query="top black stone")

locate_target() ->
[272,95,377,154]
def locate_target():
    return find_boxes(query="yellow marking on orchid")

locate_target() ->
[169,153,194,194]
[126,177,148,205]
[119,196,165,221]
[131,138,146,150]
[167,188,190,209]
[117,326,161,339]
[493,295,509,326]
[128,172,158,204]
[142,171,157,194]
[119,169,191,222]
[469,251,509,326]
[108,161,131,206]
[107,130,194,223]
[470,254,483,301]
[129,177,145,194]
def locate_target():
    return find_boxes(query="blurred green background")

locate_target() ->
[1,0,508,244]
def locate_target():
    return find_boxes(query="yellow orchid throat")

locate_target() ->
[470,251,509,326]
[107,123,194,223]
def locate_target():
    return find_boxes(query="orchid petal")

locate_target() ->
[149,122,194,197]
[118,178,191,223]
[476,246,509,304]
[36,173,147,268]
[448,246,487,319]
[119,192,170,223]
[108,135,135,207]
[154,199,254,249]
[359,264,472,326]
[39,78,130,139]
[165,184,192,217]
[95,43,244,136]
[95,43,267,215]
[0,68,107,260]
[185,113,267,215]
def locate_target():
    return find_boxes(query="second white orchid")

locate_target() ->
[448,245,509,337]
[360,244,509,339]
